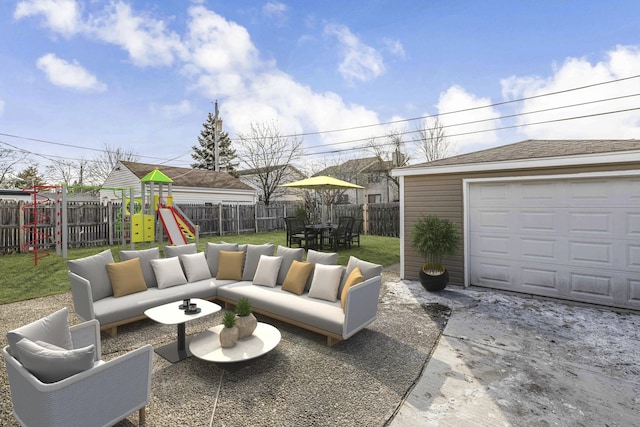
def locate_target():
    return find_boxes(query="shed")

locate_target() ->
[392,139,640,310]
[100,161,256,204]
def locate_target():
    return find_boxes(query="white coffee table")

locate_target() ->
[189,322,281,363]
[144,298,221,363]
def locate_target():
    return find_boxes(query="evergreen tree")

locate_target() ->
[191,112,238,176]
[13,165,46,188]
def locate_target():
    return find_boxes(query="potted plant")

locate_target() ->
[234,297,257,339]
[219,311,239,348]
[411,215,460,292]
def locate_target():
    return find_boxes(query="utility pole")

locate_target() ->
[212,100,223,172]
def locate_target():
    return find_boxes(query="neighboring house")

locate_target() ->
[392,139,640,311]
[317,157,399,204]
[101,161,256,204]
[237,165,307,203]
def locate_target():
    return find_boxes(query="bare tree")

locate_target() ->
[367,128,410,189]
[45,158,92,187]
[90,143,140,185]
[0,148,28,188]
[415,117,454,162]
[236,122,304,205]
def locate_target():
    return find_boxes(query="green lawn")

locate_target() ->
[0,232,399,305]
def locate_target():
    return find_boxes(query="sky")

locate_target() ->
[1,0,640,182]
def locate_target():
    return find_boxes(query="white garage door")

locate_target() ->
[468,176,640,310]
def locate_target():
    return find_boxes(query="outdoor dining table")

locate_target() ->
[305,223,336,250]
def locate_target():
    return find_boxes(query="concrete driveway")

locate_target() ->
[384,278,640,427]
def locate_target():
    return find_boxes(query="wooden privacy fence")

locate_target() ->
[0,200,399,254]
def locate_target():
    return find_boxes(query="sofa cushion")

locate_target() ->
[150,257,188,289]
[106,258,148,298]
[341,267,364,311]
[281,260,313,295]
[253,255,283,287]
[339,256,383,298]
[119,247,160,287]
[217,251,244,281]
[206,242,239,277]
[275,246,304,285]
[306,249,338,265]
[217,282,344,336]
[14,338,95,383]
[308,264,344,302]
[164,243,197,258]
[67,249,115,301]
[7,308,73,362]
[242,243,276,281]
[180,252,212,282]
[305,249,339,292]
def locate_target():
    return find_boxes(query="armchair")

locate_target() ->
[3,317,153,427]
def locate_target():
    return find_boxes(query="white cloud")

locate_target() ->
[501,45,640,140]
[262,1,288,26]
[324,23,385,83]
[14,0,82,36]
[36,53,107,92]
[152,100,194,119]
[87,2,185,67]
[383,38,406,59]
[435,85,501,152]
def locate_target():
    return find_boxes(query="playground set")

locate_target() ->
[18,168,198,265]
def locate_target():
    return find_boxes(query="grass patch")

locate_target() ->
[0,232,399,305]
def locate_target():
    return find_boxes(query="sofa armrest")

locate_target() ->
[70,319,101,361]
[342,275,382,339]
[2,344,153,427]
[69,271,95,322]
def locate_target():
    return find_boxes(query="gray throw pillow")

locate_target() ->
[242,243,276,281]
[275,246,304,285]
[7,307,73,362]
[180,252,212,282]
[15,338,95,383]
[150,257,188,289]
[67,249,115,301]
[338,256,383,297]
[164,243,197,258]
[119,247,160,287]
[206,242,239,277]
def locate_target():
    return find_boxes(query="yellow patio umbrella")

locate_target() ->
[280,176,364,222]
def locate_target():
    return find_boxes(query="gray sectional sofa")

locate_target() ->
[68,243,382,346]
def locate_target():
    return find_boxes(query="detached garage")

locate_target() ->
[392,140,640,310]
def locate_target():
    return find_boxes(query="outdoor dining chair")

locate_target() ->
[348,218,363,247]
[329,217,352,250]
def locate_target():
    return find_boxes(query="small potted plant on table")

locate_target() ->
[220,311,239,348]
[235,297,257,339]
[411,214,460,292]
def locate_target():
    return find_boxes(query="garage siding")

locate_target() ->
[402,163,640,287]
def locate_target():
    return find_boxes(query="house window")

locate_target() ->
[368,174,382,183]
[368,194,381,203]
[337,194,349,204]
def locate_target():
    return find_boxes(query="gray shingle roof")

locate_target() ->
[404,139,640,169]
[120,161,254,191]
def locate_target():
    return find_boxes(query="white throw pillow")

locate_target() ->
[252,255,283,287]
[150,257,188,289]
[180,252,212,282]
[15,338,95,383]
[308,264,344,302]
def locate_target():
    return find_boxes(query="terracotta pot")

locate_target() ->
[219,326,239,348]
[236,313,257,339]
[419,267,450,292]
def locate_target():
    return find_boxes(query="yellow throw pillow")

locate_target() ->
[106,258,148,298]
[282,260,314,295]
[340,267,364,311]
[216,251,245,280]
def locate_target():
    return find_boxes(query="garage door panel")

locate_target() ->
[469,177,639,310]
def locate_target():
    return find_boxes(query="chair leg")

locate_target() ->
[139,407,146,426]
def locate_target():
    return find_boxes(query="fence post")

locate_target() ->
[255,203,258,233]
[18,201,25,253]
[362,203,369,234]
[218,202,223,236]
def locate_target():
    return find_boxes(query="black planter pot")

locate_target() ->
[419,267,450,292]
